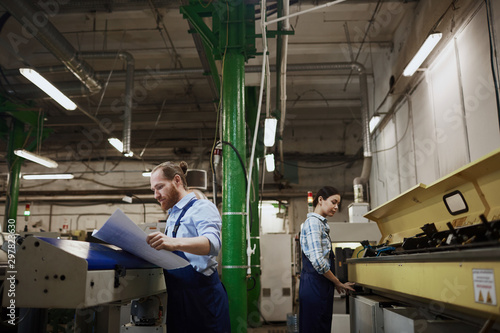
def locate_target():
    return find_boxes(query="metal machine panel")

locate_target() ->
[349,295,392,333]
[260,234,293,321]
[4,236,166,308]
[348,149,500,323]
[383,307,477,333]
[349,249,500,319]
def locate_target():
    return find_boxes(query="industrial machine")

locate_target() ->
[1,236,166,332]
[348,148,500,332]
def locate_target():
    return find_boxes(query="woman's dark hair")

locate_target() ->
[152,161,188,189]
[313,186,340,207]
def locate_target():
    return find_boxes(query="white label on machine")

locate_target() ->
[472,269,497,306]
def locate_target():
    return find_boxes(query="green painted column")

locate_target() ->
[245,86,262,328]
[221,50,248,333]
[3,118,24,231]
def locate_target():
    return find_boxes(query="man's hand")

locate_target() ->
[146,231,179,251]
[146,232,211,255]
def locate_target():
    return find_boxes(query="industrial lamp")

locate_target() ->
[265,154,275,172]
[14,149,58,168]
[108,138,134,157]
[264,117,278,147]
[369,115,381,133]
[19,68,77,110]
[403,32,442,77]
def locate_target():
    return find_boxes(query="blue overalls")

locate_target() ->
[299,241,335,333]
[164,198,231,333]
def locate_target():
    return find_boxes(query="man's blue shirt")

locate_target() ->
[166,192,221,276]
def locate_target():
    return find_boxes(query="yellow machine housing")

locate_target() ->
[348,148,500,322]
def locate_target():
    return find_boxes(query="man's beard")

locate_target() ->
[161,185,181,211]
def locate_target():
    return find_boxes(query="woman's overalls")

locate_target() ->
[299,229,335,333]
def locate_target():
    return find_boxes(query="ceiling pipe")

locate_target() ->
[79,51,135,155]
[0,1,102,93]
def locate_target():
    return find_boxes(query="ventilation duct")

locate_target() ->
[79,51,135,155]
[1,1,102,93]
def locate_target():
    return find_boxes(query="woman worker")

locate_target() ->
[146,161,230,332]
[299,186,355,333]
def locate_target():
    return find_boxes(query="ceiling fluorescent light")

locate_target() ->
[142,171,152,177]
[23,174,74,180]
[369,115,381,133]
[108,138,134,157]
[108,138,124,153]
[264,117,278,147]
[19,68,77,110]
[265,154,275,172]
[14,149,58,168]
[403,33,442,77]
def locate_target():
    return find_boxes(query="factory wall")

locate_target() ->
[369,1,500,208]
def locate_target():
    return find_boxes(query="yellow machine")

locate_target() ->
[348,148,500,332]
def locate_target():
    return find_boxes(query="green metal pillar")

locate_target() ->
[3,118,24,231]
[245,86,262,328]
[180,1,258,331]
[275,0,283,114]
[221,49,247,332]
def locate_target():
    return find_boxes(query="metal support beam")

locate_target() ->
[180,5,218,51]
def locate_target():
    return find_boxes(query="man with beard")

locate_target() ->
[146,161,230,332]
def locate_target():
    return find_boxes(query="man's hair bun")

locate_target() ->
[179,161,188,175]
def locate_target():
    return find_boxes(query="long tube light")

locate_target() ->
[23,174,74,180]
[19,68,77,110]
[403,33,442,77]
[108,138,134,157]
[14,149,58,168]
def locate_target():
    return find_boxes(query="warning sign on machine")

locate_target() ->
[473,269,497,306]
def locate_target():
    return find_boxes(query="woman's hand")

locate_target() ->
[334,281,355,294]
[146,231,179,251]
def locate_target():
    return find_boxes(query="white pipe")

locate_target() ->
[279,0,291,172]
[245,0,270,275]
[266,56,271,118]
[265,0,349,26]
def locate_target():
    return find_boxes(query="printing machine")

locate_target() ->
[1,236,166,332]
[347,148,500,332]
